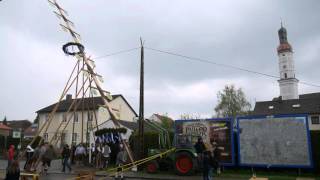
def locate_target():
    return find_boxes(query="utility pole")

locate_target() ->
[138,38,145,160]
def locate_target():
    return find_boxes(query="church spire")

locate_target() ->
[277,23,292,53]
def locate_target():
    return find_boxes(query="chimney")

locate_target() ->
[66,94,72,101]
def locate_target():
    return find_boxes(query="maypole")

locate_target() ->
[43,0,135,163]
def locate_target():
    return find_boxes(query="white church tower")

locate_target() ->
[277,24,299,100]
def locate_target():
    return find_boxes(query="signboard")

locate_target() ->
[237,114,313,168]
[12,131,21,138]
[175,118,234,165]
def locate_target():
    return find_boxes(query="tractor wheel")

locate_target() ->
[174,152,194,176]
[146,160,159,173]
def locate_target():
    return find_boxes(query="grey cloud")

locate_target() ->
[1,0,320,120]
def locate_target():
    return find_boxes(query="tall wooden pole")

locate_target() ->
[138,38,145,160]
[48,0,136,163]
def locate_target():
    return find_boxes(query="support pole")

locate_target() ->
[81,60,85,143]
[138,38,145,161]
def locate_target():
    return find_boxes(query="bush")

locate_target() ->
[130,132,163,158]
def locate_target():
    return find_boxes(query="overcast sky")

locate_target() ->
[1,0,320,121]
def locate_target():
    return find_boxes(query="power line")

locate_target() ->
[92,47,139,59]
[145,46,320,88]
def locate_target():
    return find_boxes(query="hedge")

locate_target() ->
[129,131,174,158]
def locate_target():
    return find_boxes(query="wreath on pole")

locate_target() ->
[62,42,85,56]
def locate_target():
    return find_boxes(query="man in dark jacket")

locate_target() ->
[202,150,213,180]
[194,137,205,168]
[115,144,127,180]
[194,137,206,154]
[212,143,221,175]
[62,144,72,172]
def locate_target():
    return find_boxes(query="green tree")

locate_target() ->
[214,85,251,118]
[160,113,174,130]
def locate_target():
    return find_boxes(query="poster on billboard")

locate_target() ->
[175,118,234,165]
[237,114,313,168]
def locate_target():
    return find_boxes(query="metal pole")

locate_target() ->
[138,38,145,160]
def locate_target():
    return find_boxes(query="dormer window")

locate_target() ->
[292,104,300,108]
[268,106,274,110]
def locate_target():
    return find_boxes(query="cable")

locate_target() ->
[92,47,139,60]
[145,47,320,88]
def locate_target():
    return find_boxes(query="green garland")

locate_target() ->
[95,127,127,136]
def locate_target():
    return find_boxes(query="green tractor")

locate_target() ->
[145,120,198,175]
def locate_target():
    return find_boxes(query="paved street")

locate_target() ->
[0,160,318,180]
[0,159,246,180]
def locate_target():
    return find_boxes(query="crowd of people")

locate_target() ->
[4,138,215,180]
[194,137,221,180]
[4,142,127,180]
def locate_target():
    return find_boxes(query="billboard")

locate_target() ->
[175,118,234,165]
[237,114,313,168]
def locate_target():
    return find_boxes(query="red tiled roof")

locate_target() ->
[0,123,12,130]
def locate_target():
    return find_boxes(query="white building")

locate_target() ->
[277,24,299,100]
[36,94,137,147]
[252,25,320,131]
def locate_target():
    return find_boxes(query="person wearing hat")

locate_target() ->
[24,145,34,170]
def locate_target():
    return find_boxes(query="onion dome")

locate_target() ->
[277,25,292,53]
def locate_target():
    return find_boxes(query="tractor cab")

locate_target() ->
[174,134,195,148]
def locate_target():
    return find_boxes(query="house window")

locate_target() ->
[45,114,50,122]
[62,113,67,122]
[284,73,287,79]
[74,113,78,123]
[61,133,66,143]
[72,133,78,143]
[44,133,48,141]
[292,104,301,108]
[87,111,93,122]
[87,122,93,130]
[311,116,320,124]
[86,132,90,143]
[53,134,57,140]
